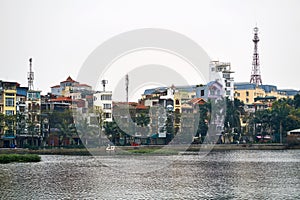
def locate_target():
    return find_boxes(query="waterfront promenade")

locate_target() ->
[0,143,298,155]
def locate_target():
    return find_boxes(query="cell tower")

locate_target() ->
[250,27,262,86]
[125,74,129,103]
[27,58,34,90]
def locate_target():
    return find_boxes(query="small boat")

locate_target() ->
[106,144,115,151]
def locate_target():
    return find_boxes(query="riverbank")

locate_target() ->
[0,154,41,164]
[0,144,299,155]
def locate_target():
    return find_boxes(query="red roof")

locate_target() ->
[51,85,60,88]
[190,98,206,105]
[60,76,77,83]
[49,97,72,102]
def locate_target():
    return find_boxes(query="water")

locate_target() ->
[0,150,299,199]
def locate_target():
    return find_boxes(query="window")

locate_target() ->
[6,93,14,96]
[246,98,249,103]
[28,93,32,99]
[101,95,112,100]
[103,104,112,109]
[246,91,249,96]
[226,91,231,96]
[211,67,215,72]
[226,82,231,87]
[105,113,112,119]
[223,73,230,79]
[6,110,14,116]
[201,90,205,96]
[5,97,14,107]
[175,99,180,105]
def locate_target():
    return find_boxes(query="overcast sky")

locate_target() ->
[0,0,299,96]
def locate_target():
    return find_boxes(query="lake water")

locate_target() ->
[0,150,299,199]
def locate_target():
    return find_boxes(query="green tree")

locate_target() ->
[271,99,292,143]
[57,119,77,146]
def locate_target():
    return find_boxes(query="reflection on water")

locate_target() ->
[0,150,299,199]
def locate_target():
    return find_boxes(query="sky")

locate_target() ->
[0,0,299,100]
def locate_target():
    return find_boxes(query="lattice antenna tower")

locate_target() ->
[250,27,262,86]
[28,58,34,90]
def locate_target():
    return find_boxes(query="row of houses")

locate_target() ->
[0,76,113,148]
[1,59,298,147]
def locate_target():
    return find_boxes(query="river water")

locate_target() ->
[0,150,299,199]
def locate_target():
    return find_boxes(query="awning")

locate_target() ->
[151,133,158,139]
[1,136,16,139]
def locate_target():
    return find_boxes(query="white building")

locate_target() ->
[93,91,113,122]
[209,61,234,100]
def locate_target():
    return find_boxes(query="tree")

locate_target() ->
[293,94,300,109]
[57,119,77,146]
[271,99,292,143]
[196,101,210,143]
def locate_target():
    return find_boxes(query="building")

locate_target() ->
[234,82,299,111]
[209,61,234,100]
[50,76,93,114]
[0,81,18,147]
[196,81,224,100]
[25,90,42,146]
[93,91,113,122]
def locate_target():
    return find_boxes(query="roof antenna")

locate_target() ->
[28,58,34,90]
[101,79,108,91]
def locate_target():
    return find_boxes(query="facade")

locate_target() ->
[25,90,42,146]
[50,85,61,96]
[50,76,93,114]
[196,81,224,100]
[93,91,113,122]
[209,61,234,100]
[234,82,299,111]
[0,81,18,147]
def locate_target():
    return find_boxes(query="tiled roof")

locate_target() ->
[190,98,206,105]
[49,97,72,102]
[60,76,76,83]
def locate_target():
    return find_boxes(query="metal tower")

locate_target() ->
[250,27,262,86]
[27,58,34,90]
[125,74,129,103]
[101,79,108,91]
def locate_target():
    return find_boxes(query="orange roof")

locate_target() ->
[190,98,206,105]
[136,104,148,109]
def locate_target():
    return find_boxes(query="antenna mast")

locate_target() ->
[250,27,262,86]
[101,79,108,91]
[125,74,129,103]
[28,58,34,90]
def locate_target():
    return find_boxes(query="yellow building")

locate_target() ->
[234,84,265,104]
[234,82,298,109]
[0,81,18,147]
[0,81,17,116]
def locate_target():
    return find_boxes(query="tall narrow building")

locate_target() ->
[250,27,262,86]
